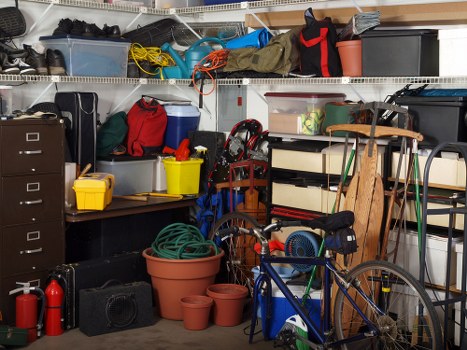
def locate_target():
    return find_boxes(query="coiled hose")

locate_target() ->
[150,223,218,259]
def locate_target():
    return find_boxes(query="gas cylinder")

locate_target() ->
[9,282,45,343]
[44,278,64,336]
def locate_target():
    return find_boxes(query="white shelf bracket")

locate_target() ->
[172,13,202,40]
[108,82,144,115]
[125,10,145,32]
[28,0,58,34]
[250,85,268,104]
[174,85,212,118]
[244,3,273,36]
[28,82,55,109]
[348,83,366,103]
[350,0,363,13]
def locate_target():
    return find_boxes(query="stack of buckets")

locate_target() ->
[162,104,203,195]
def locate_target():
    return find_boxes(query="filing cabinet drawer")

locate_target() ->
[2,174,63,225]
[2,221,64,277]
[1,123,64,175]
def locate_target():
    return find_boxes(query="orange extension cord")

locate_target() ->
[192,49,230,96]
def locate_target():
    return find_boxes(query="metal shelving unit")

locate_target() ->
[22,0,326,15]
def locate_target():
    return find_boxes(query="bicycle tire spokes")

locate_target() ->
[333,261,441,350]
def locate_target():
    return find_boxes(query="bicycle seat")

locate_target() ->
[305,211,354,232]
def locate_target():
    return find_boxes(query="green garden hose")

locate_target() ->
[150,222,218,259]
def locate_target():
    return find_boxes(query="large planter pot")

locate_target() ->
[143,247,224,320]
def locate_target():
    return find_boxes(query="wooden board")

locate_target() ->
[245,2,467,29]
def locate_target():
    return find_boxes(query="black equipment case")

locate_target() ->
[50,250,149,330]
[55,92,98,172]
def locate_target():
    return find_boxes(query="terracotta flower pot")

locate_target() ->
[180,295,213,331]
[336,39,362,77]
[206,283,249,327]
[143,247,224,320]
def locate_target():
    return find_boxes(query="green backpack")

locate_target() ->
[96,111,128,158]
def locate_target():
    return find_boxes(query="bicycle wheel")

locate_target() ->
[333,260,442,350]
[210,211,260,295]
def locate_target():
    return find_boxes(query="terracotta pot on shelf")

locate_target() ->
[336,39,362,77]
[180,295,214,331]
[206,283,249,327]
[143,247,224,320]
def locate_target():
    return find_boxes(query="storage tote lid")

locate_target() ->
[361,29,438,38]
[438,28,467,40]
[264,92,346,99]
[164,104,200,117]
[73,173,114,190]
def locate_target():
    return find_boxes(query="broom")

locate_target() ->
[277,315,310,350]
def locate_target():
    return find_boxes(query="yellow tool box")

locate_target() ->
[73,173,114,210]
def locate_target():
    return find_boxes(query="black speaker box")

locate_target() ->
[79,281,154,336]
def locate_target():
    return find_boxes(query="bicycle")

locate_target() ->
[214,210,442,349]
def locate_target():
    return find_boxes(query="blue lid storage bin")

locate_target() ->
[163,105,200,150]
[39,35,131,77]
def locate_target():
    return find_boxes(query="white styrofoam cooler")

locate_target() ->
[388,229,462,286]
[455,242,467,291]
[438,28,467,76]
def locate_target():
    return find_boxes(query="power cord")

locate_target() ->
[192,49,230,96]
[128,42,175,77]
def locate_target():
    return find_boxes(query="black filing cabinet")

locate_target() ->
[0,119,65,325]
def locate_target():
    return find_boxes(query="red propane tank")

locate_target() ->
[45,279,64,336]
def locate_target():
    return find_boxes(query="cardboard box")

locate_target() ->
[73,173,114,210]
[323,144,385,176]
[388,229,462,286]
[391,152,458,187]
[271,148,323,173]
[272,182,322,213]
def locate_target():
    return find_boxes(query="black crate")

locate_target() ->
[396,96,467,146]
[361,29,439,77]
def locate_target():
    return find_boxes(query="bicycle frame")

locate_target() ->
[250,253,385,348]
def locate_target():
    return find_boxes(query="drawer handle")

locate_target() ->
[19,150,43,155]
[19,248,43,255]
[20,199,43,205]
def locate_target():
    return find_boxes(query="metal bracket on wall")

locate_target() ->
[171,11,202,41]
[28,82,55,109]
[28,0,59,34]
[108,81,144,115]
[124,7,147,32]
[242,2,273,36]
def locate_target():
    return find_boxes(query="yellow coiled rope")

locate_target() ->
[128,42,175,77]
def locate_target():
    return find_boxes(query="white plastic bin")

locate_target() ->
[438,28,467,76]
[96,159,153,195]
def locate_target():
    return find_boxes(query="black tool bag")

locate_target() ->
[0,0,26,40]
[55,92,99,173]
[299,8,342,77]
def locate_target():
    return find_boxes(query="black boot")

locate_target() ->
[46,49,66,76]
[24,44,48,75]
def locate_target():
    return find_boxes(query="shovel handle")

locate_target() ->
[326,124,423,141]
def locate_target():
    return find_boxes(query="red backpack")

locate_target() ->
[126,96,167,156]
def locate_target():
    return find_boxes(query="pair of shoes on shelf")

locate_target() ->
[52,18,121,39]
[20,45,66,76]
[0,52,37,75]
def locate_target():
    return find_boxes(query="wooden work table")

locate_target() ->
[64,195,197,262]
[65,195,197,223]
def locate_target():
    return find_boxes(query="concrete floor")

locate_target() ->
[24,316,275,350]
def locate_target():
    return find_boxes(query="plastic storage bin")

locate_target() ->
[96,159,153,195]
[39,35,131,77]
[162,157,203,195]
[265,92,345,136]
[438,28,467,76]
[395,96,467,146]
[73,173,114,210]
[361,29,439,76]
[163,105,200,150]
